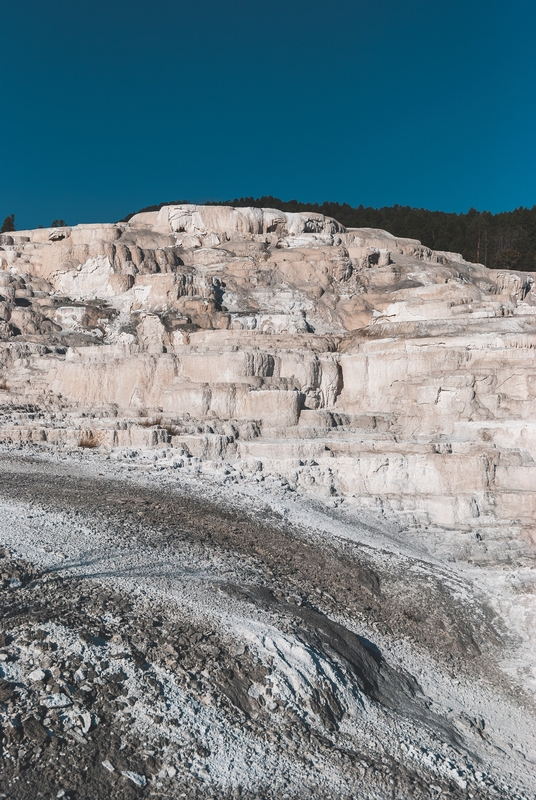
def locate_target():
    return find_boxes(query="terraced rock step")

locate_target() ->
[1,205,536,797]
[1,205,535,542]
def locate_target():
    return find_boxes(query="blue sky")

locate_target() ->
[1,0,535,229]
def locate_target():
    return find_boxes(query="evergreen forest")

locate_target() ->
[123,198,536,272]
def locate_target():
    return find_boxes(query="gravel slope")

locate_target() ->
[0,447,535,799]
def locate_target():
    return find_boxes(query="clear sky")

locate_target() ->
[1,0,535,229]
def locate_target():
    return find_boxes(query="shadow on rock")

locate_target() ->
[221,581,466,747]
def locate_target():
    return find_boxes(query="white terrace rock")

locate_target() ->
[0,205,536,557]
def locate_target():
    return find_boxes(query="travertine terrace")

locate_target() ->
[1,206,536,798]
[0,204,535,551]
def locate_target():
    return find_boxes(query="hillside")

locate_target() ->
[0,205,535,798]
[123,198,536,272]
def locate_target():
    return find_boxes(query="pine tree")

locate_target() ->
[1,214,15,233]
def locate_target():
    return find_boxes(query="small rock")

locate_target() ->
[68,729,87,745]
[74,666,87,683]
[78,710,93,734]
[43,693,72,708]
[102,760,115,772]
[22,716,48,743]
[9,577,22,589]
[122,770,146,787]
[0,679,15,701]
[29,668,46,682]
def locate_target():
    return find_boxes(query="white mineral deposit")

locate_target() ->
[0,206,535,798]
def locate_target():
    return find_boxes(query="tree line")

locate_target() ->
[1,216,67,233]
[123,198,536,271]
[5,201,536,271]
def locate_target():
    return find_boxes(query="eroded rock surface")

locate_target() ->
[1,205,535,543]
[0,455,534,799]
[1,205,536,797]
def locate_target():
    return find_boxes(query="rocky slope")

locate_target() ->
[1,205,535,537]
[0,451,535,799]
[0,205,535,797]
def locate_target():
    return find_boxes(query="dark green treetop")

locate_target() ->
[1,214,15,233]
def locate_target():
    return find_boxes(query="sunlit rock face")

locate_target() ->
[1,205,536,551]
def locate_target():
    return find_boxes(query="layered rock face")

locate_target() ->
[1,204,535,554]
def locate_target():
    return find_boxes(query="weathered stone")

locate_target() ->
[43,693,72,709]
[22,715,48,743]
[28,668,46,682]
[121,769,146,787]
[0,205,535,550]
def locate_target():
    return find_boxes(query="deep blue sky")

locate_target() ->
[1,0,535,229]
